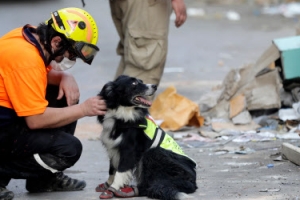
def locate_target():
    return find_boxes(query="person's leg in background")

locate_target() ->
[109,0,126,79]
[110,0,173,86]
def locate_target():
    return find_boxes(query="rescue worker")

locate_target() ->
[109,0,187,87]
[0,7,106,200]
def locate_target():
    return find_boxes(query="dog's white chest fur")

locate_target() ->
[100,112,122,168]
[100,107,140,168]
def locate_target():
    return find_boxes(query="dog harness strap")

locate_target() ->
[143,116,165,148]
[120,124,144,129]
[150,128,164,148]
[143,116,158,140]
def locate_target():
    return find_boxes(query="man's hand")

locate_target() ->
[172,0,187,28]
[57,73,80,106]
[80,96,107,116]
[25,96,106,129]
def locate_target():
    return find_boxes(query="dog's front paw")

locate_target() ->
[99,190,114,199]
[109,185,139,198]
[95,182,110,192]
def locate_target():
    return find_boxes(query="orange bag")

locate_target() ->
[150,86,204,131]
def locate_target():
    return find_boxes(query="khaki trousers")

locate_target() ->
[109,0,172,86]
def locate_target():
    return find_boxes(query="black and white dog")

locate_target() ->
[96,75,197,200]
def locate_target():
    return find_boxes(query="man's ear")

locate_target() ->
[51,36,62,50]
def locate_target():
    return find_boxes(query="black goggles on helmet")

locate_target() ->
[69,42,99,65]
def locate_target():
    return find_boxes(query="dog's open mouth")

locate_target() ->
[133,96,152,107]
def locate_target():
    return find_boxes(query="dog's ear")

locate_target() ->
[99,81,115,98]
[115,74,129,81]
[98,81,119,109]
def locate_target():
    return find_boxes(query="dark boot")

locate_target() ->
[26,172,86,193]
[0,187,14,200]
[0,178,13,200]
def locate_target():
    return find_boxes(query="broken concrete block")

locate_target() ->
[221,63,262,103]
[282,142,300,166]
[232,110,252,125]
[247,69,282,110]
[278,108,299,121]
[291,87,300,102]
[211,120,260,133]
[280,88,294,107]
[234,44,280,95]
[200,43,281,120]
[198,89,222,113]
[230,94,246,118]
[269,61,276,70]
[219,68,241,101]
[201,99,230,119]
[199,130,221,139]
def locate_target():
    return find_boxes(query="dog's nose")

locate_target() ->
[152,85,157,90]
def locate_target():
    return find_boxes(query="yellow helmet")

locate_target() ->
[47,7,99,64]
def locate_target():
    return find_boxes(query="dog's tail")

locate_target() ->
[145,180,194,200]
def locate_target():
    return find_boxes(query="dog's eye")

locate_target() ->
[132,81,137,86]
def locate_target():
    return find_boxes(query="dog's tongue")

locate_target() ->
[138,97,152,106]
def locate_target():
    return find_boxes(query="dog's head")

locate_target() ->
[99,75,157,109]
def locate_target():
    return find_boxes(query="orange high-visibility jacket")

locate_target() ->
[0,25,50,118]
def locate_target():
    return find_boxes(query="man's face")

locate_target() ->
[50,36,77,63]
[53,51,76,63]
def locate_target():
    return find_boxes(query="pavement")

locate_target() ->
[7,134,300,200]
[2,0,300,199]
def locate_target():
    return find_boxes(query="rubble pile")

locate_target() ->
[198,36,300,143]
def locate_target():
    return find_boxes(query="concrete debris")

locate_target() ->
[211,120,260,133]
[255,116,279,131]
[186,8,206,17]
[178,6,242,21]
[280,89,295,107]
[232,110,252,125]
[234,146,256,154]
[196,35,300,145]
[279,102,300,120]
[182,133,215,142]
[200,66,282,122]
[201,98,229,119]
[198,89,222,113]
[281,142,300,165]
[219,68,241,101]
[247,69,281,110]
[232,131,276,143]
[229,94,246,119]
[276,132,300,139]
[259,188,281,192]
[262,2,300,18]
[226,11,241,20]
[199,130,221,139]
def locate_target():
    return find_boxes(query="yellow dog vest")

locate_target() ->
[139,115,194,162]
